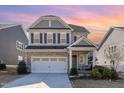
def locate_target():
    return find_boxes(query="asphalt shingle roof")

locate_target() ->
[0,24,18,30]
[68,24,90,33]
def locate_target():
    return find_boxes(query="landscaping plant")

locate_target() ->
[91,68,102,79]
[70,68,78,75]
[17,60,27,74]
[91,66,118,79]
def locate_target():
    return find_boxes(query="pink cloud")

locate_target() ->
[0,12,36,26]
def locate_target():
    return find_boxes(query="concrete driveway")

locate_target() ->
[3,73,72,88]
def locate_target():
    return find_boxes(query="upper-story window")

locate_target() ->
[16,41,24,50]
[30,32,70,45]
[34,33,40,43]
[61,33,66,44]
[47,33,53,43]
[74,36,77,42]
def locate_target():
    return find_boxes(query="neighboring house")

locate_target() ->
[26,15,96,73]
[96,27,124,72]
[0,24,28,66]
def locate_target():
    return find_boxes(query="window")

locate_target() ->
[34,33,40,43]
[47,33,53,43]
[58,58,66,62]
[40,33,43,44]
[44,33,47,44]
[57,33,60,44]
[32,58,40,62]
[41,58,49,62]
[31,33,34,43]
[18,56,23,62]
[50,58,57,62]
[74,36,77,42]
[16,41,24,50]
[53,33,56,44]
[61,34,66,44]
[80,55,84,64]
[66,33,70,44]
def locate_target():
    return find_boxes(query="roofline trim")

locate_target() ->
[68,35,97,48]
[97,27,114,50]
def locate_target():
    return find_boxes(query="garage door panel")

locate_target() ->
[31,56,67,73]
[31,62,50,73]
[49,62,67,73]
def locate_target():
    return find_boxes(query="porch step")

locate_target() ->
[78,70,91,76]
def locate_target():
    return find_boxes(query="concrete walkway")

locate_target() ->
[3,73,72,88]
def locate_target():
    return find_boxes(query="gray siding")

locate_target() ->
[0,25,28,65]
[32,20,68,29]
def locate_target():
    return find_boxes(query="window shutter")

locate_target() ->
[66,33,70,44]
[40,33,42,43]
[57,33,60,44]
[31,33,34,43]
[53,33,56,44]
[44,33,47,44]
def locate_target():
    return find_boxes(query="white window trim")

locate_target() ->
[16,40,24,51]
[29,32,71,45]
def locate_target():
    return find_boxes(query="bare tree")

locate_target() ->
[104,42,124,69]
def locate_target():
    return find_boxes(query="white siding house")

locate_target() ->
[96,27,124,72]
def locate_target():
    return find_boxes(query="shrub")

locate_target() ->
[102,68,112,79]
[70,68,78,75]
[0,64,6,70]
[91,68,102,79]
[110,68,118,79]
[17,60,27,74]
[92,66,118,79]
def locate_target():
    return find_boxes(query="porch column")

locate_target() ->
[69,49,72,71]
[92,51,96,67]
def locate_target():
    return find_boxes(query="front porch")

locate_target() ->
[68,46,96,74]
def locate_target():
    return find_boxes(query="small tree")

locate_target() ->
[104,42,124,70]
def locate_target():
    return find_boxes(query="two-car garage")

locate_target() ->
[31,56,67,73]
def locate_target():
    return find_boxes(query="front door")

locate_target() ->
[72,55,77,68]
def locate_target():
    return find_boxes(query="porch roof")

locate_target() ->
[71,45,95,47]
[68,35,96,51]
[26,45,68,49]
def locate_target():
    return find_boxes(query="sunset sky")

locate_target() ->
[0,5,124,44]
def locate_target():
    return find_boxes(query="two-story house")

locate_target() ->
[96,27,124,72]
[26,15,96,73]
[0,24,28,66]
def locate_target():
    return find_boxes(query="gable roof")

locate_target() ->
[98,27,124,50]
[68,35,96,48]
[0,24,18,30]
[0,24,28,39]
[29,15,73,30]
[68,24,90,33]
